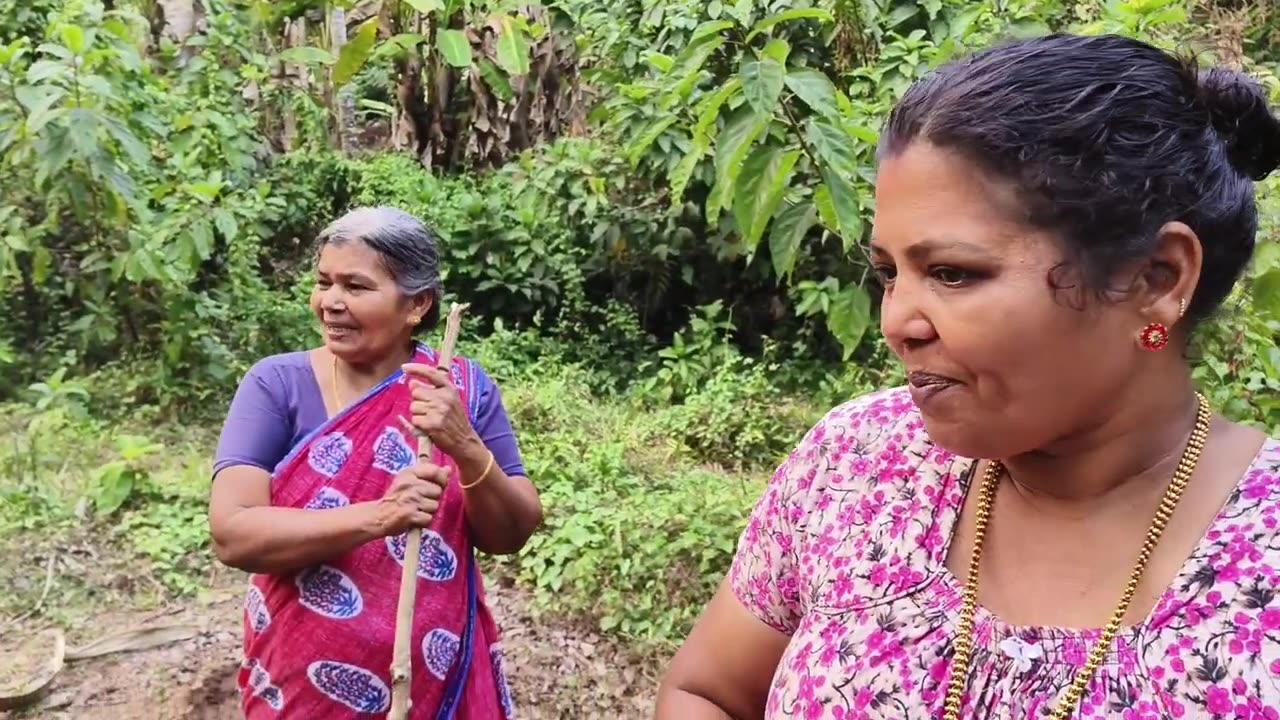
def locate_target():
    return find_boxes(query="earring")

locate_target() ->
[1139,298,1187,351]
[1139,321,1170,351]
[409,316,421,326]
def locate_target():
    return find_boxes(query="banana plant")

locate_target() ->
[272,0,575,170]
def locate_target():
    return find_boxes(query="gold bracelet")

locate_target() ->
[459,450,495,490]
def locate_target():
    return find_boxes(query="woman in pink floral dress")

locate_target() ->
[656,34,1280,720]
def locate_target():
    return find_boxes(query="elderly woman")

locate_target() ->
[657,34,1280,720]
[209,206,541,719]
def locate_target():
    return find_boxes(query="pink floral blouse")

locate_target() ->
[730,387,1280,719]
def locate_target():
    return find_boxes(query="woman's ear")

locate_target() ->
[408,290,434,327]
[1138,221,1202,326]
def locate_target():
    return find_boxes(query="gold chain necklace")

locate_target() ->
[941,392,1210,720]
[331,354,344,409]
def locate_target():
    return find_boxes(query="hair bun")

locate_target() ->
[1196,67,1280,181]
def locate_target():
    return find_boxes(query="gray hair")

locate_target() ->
[315,206,443,331]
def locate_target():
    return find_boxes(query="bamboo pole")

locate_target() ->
[389,302,468,720]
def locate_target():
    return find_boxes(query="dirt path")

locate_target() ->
[2,572,662,719]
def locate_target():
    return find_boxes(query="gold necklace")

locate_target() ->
[941,392,1210,720]
[330,354,344,410]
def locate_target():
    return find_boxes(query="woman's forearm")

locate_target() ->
[654,688,737,720]
[212,502,383,575]
[454,438,543,555]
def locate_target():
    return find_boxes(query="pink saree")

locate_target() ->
[238,345,512,719]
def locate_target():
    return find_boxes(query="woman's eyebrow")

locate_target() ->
[870,238,997,261]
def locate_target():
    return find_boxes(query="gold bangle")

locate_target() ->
[459,450,495,490]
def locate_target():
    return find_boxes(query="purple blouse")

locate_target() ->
[213,350,527,480]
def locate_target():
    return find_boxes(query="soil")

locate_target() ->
[0,571,663,719]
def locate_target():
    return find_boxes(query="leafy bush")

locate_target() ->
[656,355,818,468]
[491,359,760,644]
[346,153,589,325]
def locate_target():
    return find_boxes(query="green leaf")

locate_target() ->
[332,19,380,86]
[661,37,725,108]
[806,116,860,179]
[820,165,864,250]
[950,5,986,38]
[707,107,772,226]
[761,38,790,65]
[478,59,514,102]
[644,52,675,73]
[92,462,131,516]
[784,69,839,118]
[402,0,444,13]
[437,29,472,67]
[626,115,678,166]
[670,131,710,207]
[59,25,87,55]
[15,84,63,112]
[212,208,238,244]
[828,283,872,359]
[191,221,214,260]
[1255,269,1280,319]
[690,20,734,42]
[740,55,785,117]
[746,8,834,42]
[769,201,817,278]
[734,146,801,254]
[277,46,335,65]
[373,33,427,60]
[496,15,531,76]
[813,184,838,231]
[186,181,224,202]
[20,87,65,131]
[693,77,741,138]
[886,4,919,28]
[102,116,149,165]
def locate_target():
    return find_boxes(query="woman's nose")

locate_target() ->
[320,285,346,311]
[880,283,937,353]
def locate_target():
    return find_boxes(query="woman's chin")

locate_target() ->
[917,415,1007,462]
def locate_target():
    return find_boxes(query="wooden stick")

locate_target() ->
[389,302,468,720]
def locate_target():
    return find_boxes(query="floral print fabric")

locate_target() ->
[730,387,1280,719]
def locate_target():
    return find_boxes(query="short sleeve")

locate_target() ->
[467,363,528,479]
[728,415,831,634]
[213,362,293,478]
[727,388,919,633]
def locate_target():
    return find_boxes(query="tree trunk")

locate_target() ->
[330,8,358,153]
[156,0,201,62]
[280,17,309,152]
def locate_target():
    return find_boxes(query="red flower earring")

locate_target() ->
[1139,322,1170,351]
[1138,299,1187,352]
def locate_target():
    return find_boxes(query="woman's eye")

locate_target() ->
[930,266,974,286]
[873,265,897,284]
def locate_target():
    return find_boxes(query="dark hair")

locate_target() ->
[315,206,443,331]
[879,33,1280,320]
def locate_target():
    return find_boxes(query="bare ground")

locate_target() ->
[1,553,664,720]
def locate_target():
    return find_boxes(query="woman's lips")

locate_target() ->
[324,323,358,340]
[907,370,960,407]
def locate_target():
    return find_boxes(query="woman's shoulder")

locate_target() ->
[785,385,968,502]
[817,385,926,440]
[242,350,315,383]
[804,385,943,464]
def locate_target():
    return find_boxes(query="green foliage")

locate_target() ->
[0,0,301,402]
[3,0,1280,653]
[346,152,588,323]
[488,359,764,644]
